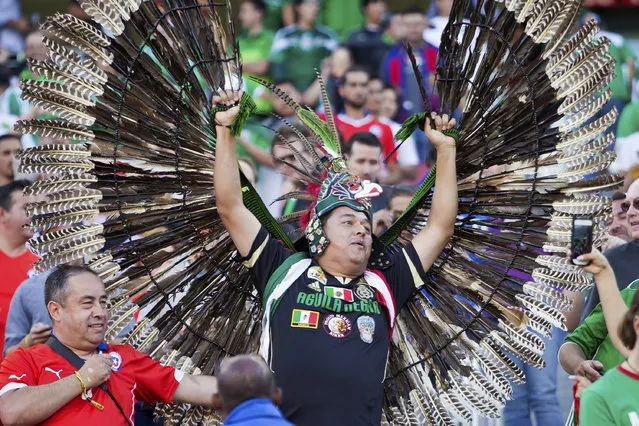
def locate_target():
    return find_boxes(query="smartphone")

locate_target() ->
[571,217,593,265]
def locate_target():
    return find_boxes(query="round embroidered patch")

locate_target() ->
[323,314,352,338]
[355,284,374,300]
[109,351,123,371]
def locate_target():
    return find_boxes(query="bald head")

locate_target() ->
[217,355,277,413]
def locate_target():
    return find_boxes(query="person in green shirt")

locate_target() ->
[317,0,364,42]
[560,280,638,382]
[269,0,337,102]
[238,0,275,113]
[262,0,294,33]
[572,249,639,426]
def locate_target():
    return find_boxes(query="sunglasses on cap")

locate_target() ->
[620,198,639,213]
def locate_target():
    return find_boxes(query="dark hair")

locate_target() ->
[619,290,639,350]
[0,180,29,211]
[343,65,371,83]
[403,6,425,15]
[218,355,275,412]
[362,0,385,8]
[45,265,100,308]
[0,133,20,144]
[612,191,626,201]
[389,185,415,207]
[241,0,266,13]
[344,132,382,155]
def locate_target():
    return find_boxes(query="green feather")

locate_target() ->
[240,172,294,250]
[394,112,428,142]
[297,109,340,157]
[210,92,256,138]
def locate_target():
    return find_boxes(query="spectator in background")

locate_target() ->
[323,66,399,182]
[214,355,293,426]
[322,46,352,113]
[372,184,415,235]
[614,100,639,178]
[365,76,384,116]
[572,250,639,426]
[0,0,30,54]
[559,280,638,425]
[0,180,37,359]
[388,185,414,223]
[607,191,631,243]
[317,0,363,42]
[3,271,52,357]
[580,178,639,321]
[378,85,420,182]
[385,13,405,45]
[238,0,274,114]
[262,0,294,33]
[269,0,337,107]
[344,132,388,214]
[346,0,390,76]
[422,0,452,48]
[0,132,20,186]
[381,8,438,121]
[272,123,317,218]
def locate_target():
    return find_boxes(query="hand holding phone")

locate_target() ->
[571,217,593,266]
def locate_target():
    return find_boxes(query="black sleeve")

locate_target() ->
[241,226,293,296]
[381,242,429,309]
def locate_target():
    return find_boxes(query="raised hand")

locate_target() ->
[577,248,611,276]
[26,322,51,347]
[424,112,457,150]
[212,91,243,127]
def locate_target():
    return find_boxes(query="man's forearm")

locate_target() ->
[172,374,218,407]
[0,375,82,426]
[214,126,244,216]
[429,146,457,231]
[558,342,587,375]
[594,268,630,356]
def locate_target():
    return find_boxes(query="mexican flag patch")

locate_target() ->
[324,286,354,302]
[290,309,320,328]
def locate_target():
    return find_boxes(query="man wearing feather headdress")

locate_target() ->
[213,90,458,425]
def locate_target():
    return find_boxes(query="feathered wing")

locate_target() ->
[16,1,283,423]
[380,0,619,422]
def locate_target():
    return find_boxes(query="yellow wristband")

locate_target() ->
[73,371,104,410]
[24,335,30,348]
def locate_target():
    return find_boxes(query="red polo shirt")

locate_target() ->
[0,249,39,358]
[0,343,183,425]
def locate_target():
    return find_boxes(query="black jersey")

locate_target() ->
[245,227,428,426]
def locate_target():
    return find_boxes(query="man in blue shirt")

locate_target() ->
[215,355,294,426]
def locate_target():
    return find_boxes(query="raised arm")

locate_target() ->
[579,248,630,358]
[212,91,261,257]
[411,113,458,271]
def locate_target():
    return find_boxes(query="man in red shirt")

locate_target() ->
[0,180,39,358]
[0,265,219,425]
[332,67,396,159]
